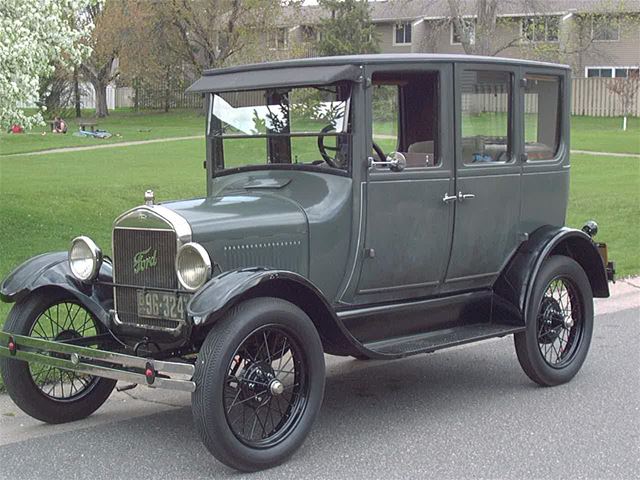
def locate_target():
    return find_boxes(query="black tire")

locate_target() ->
[514,255,594,386]
[0,290,116,423]
[192,297,325,472]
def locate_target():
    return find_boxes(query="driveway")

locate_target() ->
[0,282,638,480]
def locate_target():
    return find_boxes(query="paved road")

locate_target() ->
[0,298,638,479]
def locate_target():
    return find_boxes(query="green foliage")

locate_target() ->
[317,0,380,56]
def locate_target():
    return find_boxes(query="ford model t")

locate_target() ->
[0,55,615,471]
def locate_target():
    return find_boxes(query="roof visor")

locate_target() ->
[187,64,362,93]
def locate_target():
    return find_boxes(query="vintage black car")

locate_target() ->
[0,55,615,471]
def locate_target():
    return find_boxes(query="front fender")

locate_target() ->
[0,252,114,326]
[187,268,367,357]
[493,226,610,325]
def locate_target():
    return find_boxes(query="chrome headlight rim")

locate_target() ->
[175,242,212,292]
[68,236,103,282]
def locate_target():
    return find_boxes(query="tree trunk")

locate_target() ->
[92,80,109,117]
[73,68,82,118]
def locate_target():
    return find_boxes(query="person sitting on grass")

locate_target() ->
[53,116,67,134]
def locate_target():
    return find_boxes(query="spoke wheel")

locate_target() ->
[28,301,100,401]
[514,255,594,387]
[224,325,308,448]
[192,297,325,472]
[0,290,116,424]
[536,277,584,368]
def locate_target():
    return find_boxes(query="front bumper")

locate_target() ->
[0,331,196,393]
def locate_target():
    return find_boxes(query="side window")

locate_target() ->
[461,70,511,164]
[371,71,440,168]
[524,74,561,161]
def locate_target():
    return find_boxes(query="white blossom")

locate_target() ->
[0,0,97,129]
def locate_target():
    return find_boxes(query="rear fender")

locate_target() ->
[188,268,366,357]
[0,252,114,327]
[493,226,609,325]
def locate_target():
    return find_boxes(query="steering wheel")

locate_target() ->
[317,125,340,168]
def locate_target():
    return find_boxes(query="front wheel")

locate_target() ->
[192,297,326,472]
[0,290,116,423]
[514,255,594,386]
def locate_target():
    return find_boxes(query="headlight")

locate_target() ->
[69,236,102,282]
[175,242,211,291]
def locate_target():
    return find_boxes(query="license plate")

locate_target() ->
[136,290,188,322]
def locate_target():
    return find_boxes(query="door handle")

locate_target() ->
[458,192,475,201]
[442,193,457,203]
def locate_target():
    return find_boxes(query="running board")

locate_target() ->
[364,323,525,358]
[0,331,196,392]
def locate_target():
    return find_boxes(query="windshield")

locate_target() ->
[207,84,352,174]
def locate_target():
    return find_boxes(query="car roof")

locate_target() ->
[203,53,570,76]
[188,54,569,93]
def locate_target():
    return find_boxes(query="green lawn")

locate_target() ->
[0,109,205,155]
[571,116,640,154]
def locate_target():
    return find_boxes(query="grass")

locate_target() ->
[0,109,205,155]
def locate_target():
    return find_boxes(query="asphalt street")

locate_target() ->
[0,287,638,480]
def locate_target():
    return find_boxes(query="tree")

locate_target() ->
[607,71,639,131]
[105,1,185,112]
[317,0,379,56]
[163,0,295,72]
[80,1,124,117]
[0,0,95,129]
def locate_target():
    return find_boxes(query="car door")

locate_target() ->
[443,63,523,292]
[355,64,455,303]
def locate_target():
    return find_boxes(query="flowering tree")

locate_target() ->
[0,0,95,129]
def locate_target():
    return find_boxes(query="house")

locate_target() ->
[277,0,639,78]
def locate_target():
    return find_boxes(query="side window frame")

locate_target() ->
[365,63,453,176]
[522,68,566,165]
[455,63,518,169]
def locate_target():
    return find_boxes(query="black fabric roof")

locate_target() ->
[187,54,569,93]
[187,63,362,93]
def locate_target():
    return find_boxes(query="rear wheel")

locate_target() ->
[514,255,594,386]
[0,290,116,423]
[192,297,325,472]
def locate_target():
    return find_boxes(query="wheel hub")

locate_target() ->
[240,362,276,406]
[539,297,564,344]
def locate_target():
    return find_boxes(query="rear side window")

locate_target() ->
[461,70,512,164]
[524,74,561,161]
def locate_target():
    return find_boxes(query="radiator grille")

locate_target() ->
[113,228,178,327]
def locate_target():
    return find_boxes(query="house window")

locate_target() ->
[521,16,560,42]
[268,28,289,50]
[301,25,320,43]
[586,66,639,78]
[451,19,476,45]
[394,22,412,45]
[592,15,619,41]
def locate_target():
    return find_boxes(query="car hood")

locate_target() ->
[162,192,309,274]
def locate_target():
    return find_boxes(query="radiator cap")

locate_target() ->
[144,190,155,206]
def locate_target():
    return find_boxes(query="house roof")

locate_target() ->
[188,53,570,93]
[285,0,640,26]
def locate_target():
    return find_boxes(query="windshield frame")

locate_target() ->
[206,83,353,178]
